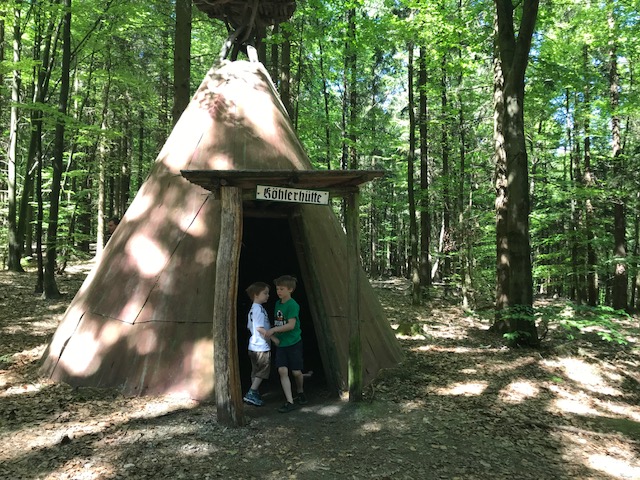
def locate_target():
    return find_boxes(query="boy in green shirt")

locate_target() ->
[266,275,307,413]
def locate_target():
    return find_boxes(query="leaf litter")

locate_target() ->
[0,266,639,479]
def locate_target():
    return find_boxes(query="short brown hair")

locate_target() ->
[274,275,297,291]
[246,282,269,299]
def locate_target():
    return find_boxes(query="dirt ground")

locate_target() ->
[1,263,640,480]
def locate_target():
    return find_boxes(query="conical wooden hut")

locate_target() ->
[40,60,402,402]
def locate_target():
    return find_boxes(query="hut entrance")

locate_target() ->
[236,211,325,397]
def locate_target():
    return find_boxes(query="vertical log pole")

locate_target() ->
[213,186,245,426]
[346,190,362,401]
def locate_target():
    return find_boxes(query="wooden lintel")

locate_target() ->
[181,169,385,194]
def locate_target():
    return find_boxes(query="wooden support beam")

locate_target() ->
[346,191,362,401]
[213,186,245,426]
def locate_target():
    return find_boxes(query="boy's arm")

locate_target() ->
[267,318,296,336]
[257,326,280,345]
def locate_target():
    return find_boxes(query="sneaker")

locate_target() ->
[278,402,297,413]
[294,392,308,405]
[243,390,264,407]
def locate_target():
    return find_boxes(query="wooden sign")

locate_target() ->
[256,185,329,205]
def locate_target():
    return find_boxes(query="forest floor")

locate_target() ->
[1,262,640,480]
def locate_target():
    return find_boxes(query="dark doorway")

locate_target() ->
[236,213,325,399]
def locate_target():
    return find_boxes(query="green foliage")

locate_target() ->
[500,304,537,345]
[0,0,639,313]
[536,303,630,345]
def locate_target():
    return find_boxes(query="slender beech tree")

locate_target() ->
[582,44,598,306]
[318,31,332,169]
[7,3,23,272]
[341,5,357,171]
[43,0,72,298]
[407,42,420,305]
[492,0,539,345]
[96,51,112,256]
[608,5,627,311]
[418,45,431,296]
[493,15,508,314]
[439,52,451,285]
[172,0,191,125]
[280,23,292,118]
[17,5,58,271]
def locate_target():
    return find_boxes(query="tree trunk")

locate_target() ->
[456,17,471,309]
[7,4,23,272]
[18,6,56,266]
[493,22,508,314]
[96,68,112,255]
[632,194,640,311]
[341,7,356,172]
[35,130,44,293]
[292,21,304,130]
[137,108,145,191]
[582,45,598,306]
[270,23,279,83]
[440,53,451,286]
[418,46,431,294]
[608,7,627,311]
[157,1,171,145]
[44,0,72,298]
[280,23,292,117]
[491,0,539,346]
[318,35,332,169]
[407,43,420,305]
[570,86,582,303]
[172,0,191,125]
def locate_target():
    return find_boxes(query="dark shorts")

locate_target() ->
[275,340,303,371]
[249,350,271,380]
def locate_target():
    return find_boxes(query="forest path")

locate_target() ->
[1,264,639,479]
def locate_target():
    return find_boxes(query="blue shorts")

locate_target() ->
[275,340,304,371]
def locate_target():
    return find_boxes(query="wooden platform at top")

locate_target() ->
[181,169,385,194]
[193,0,297,27]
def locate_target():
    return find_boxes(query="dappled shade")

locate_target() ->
[39,60,402,400]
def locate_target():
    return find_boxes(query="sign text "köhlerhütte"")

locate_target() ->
[256,185,329,205]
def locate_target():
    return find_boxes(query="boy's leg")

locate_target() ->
[288,341,305,400]
[250,351,270,392]
[278,366,294,404]
[292,370,303,394]
[250,377,263,391]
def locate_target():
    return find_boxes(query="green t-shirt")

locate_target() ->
[274,298,301,347]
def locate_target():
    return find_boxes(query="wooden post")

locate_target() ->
[213,186,245,426]
[346,190,362,401]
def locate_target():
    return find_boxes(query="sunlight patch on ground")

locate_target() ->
[588,454,640,479]
[436,381,488,396]
[1,380,46,397]
[0,395,201,463]
[2,319,59,334]
[544,358,623,396]
[128,395,199,421]
[591,398,640,423]
[499,380,539,404]
[547,385,601,416]
[51,461,113,480]
[556,430,640,480]
[314,404,345,416]
[359,421,383,434]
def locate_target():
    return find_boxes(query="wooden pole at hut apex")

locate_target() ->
[346,190,363,401]
[213,186,245,426]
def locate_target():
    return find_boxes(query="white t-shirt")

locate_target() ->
[247,303,270,352]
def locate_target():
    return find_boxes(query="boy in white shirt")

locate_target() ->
[243,282,278,406]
